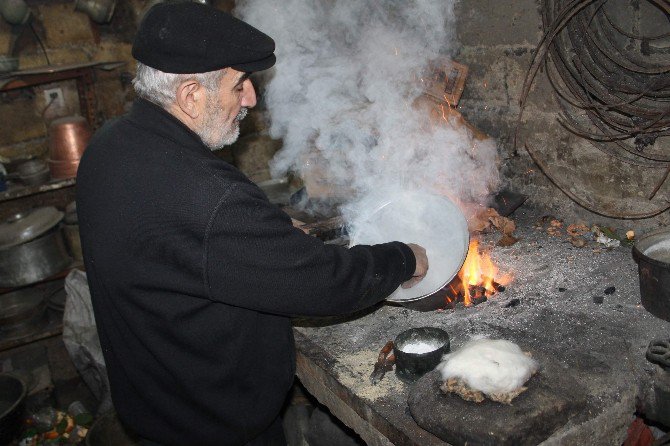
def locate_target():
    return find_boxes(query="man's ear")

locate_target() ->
[175,80,202,119]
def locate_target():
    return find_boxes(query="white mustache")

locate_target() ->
[235,108,248,122]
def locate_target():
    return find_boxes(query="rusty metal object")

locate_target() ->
[370,340,395,385]
[516,0,670,216]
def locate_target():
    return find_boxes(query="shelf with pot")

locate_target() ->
[0,204,84,351]
[0,177,76,204]
[1,113,92,205]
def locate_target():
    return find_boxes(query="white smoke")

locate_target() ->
[236,1,500,222]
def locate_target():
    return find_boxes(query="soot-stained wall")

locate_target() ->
[453,0,670,233]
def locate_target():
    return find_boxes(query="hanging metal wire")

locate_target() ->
[517,0,670,218]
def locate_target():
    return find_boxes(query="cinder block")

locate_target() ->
[455,0,543,47]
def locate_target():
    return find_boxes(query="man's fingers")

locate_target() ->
[402,243,429,289]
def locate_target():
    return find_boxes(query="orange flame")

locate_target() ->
[458,239,507,306]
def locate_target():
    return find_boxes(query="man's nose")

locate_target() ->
[241,79,257,108]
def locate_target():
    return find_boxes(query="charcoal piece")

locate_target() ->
[504,298,520,308]
[471,296,488,306]
[593,296,604,304]
[408,364,587,446]
[491,189,528,217]
[604,286,615,295]
[558,288,567,292]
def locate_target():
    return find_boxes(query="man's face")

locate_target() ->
[197,69,257,150]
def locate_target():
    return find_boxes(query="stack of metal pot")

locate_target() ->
[0,206,71,287]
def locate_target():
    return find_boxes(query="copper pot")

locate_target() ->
[48,116,91,161]
[48,116,91,179]
[47,159,80,180]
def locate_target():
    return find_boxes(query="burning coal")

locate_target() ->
[444,240,511,308]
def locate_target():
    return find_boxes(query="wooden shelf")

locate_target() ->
[0,61,126,130]
[0,177,75,203]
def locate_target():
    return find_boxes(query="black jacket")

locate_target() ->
[76,98,415,446]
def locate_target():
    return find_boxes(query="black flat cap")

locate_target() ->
[132,2,275,74]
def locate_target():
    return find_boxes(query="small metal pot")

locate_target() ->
[394,327,450,383]
[75,0,116,24]
[18,159,50,186]
[0,288,47,329]
[0,0,31,25]
[632,228,670,322]
[0,228,71,287]
[0,374,27,445]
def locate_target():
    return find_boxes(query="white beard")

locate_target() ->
[199,106,248,151]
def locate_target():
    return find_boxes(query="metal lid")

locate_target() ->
[0,206,64,250]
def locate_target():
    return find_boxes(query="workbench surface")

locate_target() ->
[294,304,450,446]
[291,209,670,446]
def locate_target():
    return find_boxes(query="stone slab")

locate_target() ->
[408,362,587,446]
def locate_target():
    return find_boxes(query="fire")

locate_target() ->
[450,239,511,306]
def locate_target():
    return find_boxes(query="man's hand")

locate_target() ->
[401,243,428,289]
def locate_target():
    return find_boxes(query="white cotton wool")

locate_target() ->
[436,338,539,395]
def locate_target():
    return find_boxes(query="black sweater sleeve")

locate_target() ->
[204,182,415,317]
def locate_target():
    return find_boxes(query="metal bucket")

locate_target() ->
[632,228,670,322]
[0,228,71,287]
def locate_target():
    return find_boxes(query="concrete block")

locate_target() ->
[457,45,537,106]
[455,0,543,47]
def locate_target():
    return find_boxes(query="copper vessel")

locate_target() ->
[48,116,91,179]
[47,159,81,180]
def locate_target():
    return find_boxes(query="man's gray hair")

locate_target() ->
[132,63,226,108]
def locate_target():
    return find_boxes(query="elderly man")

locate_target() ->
[77,2,428,445]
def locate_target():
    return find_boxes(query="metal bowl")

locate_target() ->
[349,190,469,304]
[0,374,27,445]
[0,287,47,329]
[394,327,450,383]
[18,161,51,185]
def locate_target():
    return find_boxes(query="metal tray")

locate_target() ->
[349,190,469,303]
